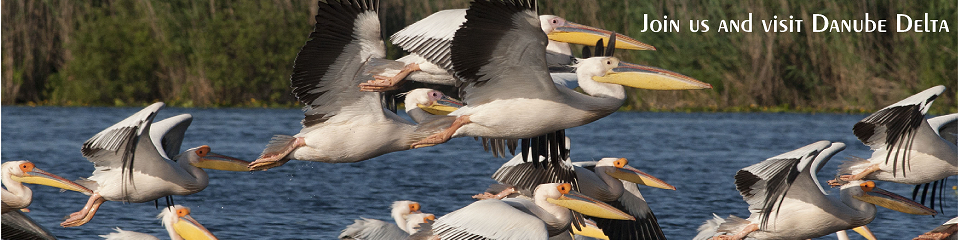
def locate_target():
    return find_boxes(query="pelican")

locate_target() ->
[411,183,635,239]
[358,7,656,92]
[2,160,90,213]
[408,0,711,149]
[339,201,436,240]
[248,0,462,171]
[100,205,218,240]
[909,113,957,211]
[402,88,463,124]
[694,141,936,240]
[484,138,675,240]
[59,102,250,227]
[833,86,958,210]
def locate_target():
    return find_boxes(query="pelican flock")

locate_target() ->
[2,0,956,239]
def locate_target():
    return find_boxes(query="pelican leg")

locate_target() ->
[61,193,106,227]
[359,63,420,92]
[712,223,757,240]
[249,137,305,171]
[837,164,881,182]
[471,187,517,200]
[411,115,470,149]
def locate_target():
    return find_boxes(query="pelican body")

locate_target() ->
[247,0,464,171]
[418,183,634,239]
[839,85,958,185]
[60,102,249,227]
[695,141,936,240]
[100,205,218,240]
[340,201,435,240]
[408,0,710,149]
[358,7,657,92]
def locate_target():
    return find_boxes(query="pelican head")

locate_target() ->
[578,57,712,91]
[179,146,251,172]
[3,160,89,193]
[404,213,436,234]
[596,158,676,190]
[848,180,937,215]
[538,183,635,220]
[406,88,463,115]
[160,205,218,240]
[540,15,656,51]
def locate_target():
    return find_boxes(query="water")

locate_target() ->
[2,106,956,239]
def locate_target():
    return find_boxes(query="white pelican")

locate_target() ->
[248,0,459,171]
[402,88,463,124]
[837,85,957,184]
[339,201,436,240]
[408,0,711,149]
[486,138,675,240]
[411,183,634,239]
[909,113,958,211]
[2,160,90,213]
[914,217,958,240]
[100,205,218,240]
[357,7,656,92]
[694,141,936,240]
[60,102,250,227]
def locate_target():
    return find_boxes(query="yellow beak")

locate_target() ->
[571,220,610,240]
[851,225,876,240]
[172,214,218,240]
[854,185,936,215]
[190,153,252,172]
[608,166,676,190]
[547,22,656,51]
[11,167,91,194]
[417,95,463,115]
[592,61,712,90]
[546,190,634,221]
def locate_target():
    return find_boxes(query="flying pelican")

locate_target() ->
[247,0,466,171]
[411,183,635,239]
[484,137,675,240]
[357,7,656,92]
[836,85,957,184]
[694,141,936,240]
[2,160,90,213]
[909,113,957,211]
[339,201,436,240]
[407,0,711,149]
[402,88,463,124]
[100,205,218,240]
[59,102,250,227]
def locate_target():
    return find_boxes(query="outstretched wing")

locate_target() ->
[450,0,560,105]
[81,102,164,200]
[149,114,192,160]
[590,181,667,240]
[292,0,386,128]
[852,85,944,177]
[390,9,466,73]
[432,200,548,240]
[733,140,831,230]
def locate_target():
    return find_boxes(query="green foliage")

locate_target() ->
[2,0,957,114]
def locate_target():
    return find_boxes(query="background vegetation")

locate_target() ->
[2,0,956,113]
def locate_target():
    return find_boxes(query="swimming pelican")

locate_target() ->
[60,102,250,227]
[408,0,711,149]
[412,183,634,239]
[358,7,656,92]
[832,86,957,210]
[486,138,675,240]
[2,160,90,213]
[339,201,436,240]
[248,0,459,171]
[100,205,218,240]
[694,141,936,240]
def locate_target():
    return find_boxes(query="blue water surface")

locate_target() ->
[1,106,955,239]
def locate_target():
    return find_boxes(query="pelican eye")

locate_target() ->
[196,145,211,157]
[860,181,875,192]
[557,183,572,194]
[177,208,190,217]
[614,158,627,168]
[19,162,35,172]
[409,203,420,212]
